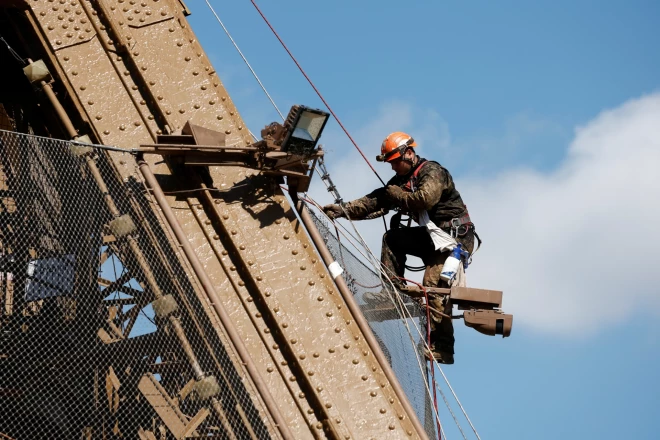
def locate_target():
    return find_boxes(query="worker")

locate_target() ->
[323,132,476,364]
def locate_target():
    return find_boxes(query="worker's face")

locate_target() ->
[389,150,414,175]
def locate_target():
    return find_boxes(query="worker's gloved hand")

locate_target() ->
[322,204,345,220]
[385,185,406,202]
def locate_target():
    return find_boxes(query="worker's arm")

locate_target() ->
[323,186,392,220]
[386,163,448,211]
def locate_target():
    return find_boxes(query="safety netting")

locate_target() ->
[0,129,275,439]
[307,208,437,439]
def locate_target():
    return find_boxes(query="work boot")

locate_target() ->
[423,346,454,365]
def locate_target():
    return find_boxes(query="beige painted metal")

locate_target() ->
[23,0,429,438]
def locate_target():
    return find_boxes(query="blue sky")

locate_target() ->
[189,2,660,439]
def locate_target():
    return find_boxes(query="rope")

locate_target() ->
[204,1,285,121]
[248,0,386,186]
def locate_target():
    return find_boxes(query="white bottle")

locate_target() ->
[440,245,463,283]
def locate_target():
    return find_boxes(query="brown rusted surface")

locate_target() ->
[15,1,429,439]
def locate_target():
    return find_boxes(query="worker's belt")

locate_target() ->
[438,214,472,229]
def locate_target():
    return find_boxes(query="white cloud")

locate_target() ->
[461,93,660,336]
[313,93,660,337]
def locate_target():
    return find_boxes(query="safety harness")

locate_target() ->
[403,159,482,251]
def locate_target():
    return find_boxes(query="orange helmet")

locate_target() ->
[376,131,417,162]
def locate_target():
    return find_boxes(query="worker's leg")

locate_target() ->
[422,228,475,364]
[380,226,435,288]
[423,250,455,364]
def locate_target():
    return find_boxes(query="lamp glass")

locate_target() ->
[292,110,327,142]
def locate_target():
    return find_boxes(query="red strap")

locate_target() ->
[403,160,430,191]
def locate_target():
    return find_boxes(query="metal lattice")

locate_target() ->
[307,208,437,439]
[0,129,275,439]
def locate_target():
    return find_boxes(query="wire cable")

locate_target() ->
[205,0,285,121]
[248,0,386,186]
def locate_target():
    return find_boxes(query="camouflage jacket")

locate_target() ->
[343,158,468,226]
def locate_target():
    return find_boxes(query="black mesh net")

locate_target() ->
[0,129,274,439]
[306,208,438,439]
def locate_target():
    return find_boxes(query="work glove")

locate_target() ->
[322,204,345,220]
[385,185,406,203]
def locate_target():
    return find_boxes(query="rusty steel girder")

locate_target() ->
[4,1,430,439]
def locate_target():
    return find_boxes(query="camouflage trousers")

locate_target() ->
[381,226,475,355]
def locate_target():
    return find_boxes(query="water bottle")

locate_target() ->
[440,244,463,282]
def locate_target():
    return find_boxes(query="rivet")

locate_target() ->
[275,219,282,225]
[193,104,200,109]
[176,41,183,47]
[380,408,387,414]
[318,296,324,302]
[67,33,73,38]
[282,361,288,366]
[201,85,207,90]
[256,276,262,281]
[41,11,47,16]
[103,130,109,135]
[389,424,396,430]
[56,40,62,45]
[133,51,139,56]
[307,409,314,414]
[320,273,325,278]
[255,312,262,318]
[72,70,78,76]
[363,350,368,356]
[230,266,236,271]
[230,111,235,116]
[238,281,245,286]
[308,281,315,286]
[289,376,295,382]
[283,234,289,240]
[48,24,54,29]
[209,100,216,105]
[148,115,154,120]
[292,250,298,255]
[141,66,147,71]
[325,403,332,408]
[123,71,130,76]
[299,393,305,399]
[62,24,68,29]
[238,245,245,250]
[267,367,273,373]
[346,320,351,325]
[178,109,185,114]
[311,258,317,263]
[247,261,254,266]
[300,266,306,270]
[221,96,227,101]
[344,343,350,349]
[127,16,133,21]
[149,81,155,85]
[108,40,114,45]
[362,375,368,381]
[246,297,253,302]
[398,414,405,420]
[165,110,171,115]
[329,348,335,353]
[126,35,132,40]
[217,115,223,120]
[372,366,377,372]
[225,129,231,135]
[119,125,126,130]
[221,250,228,255]
[230,230,237,235]
[214,235,220,240]
[352,359,359,364]
[354,335,359,340]
[78,35,85,40]
[326,312,333,317]
[298,353,304,359]
[238,126,243,130]
[290,339,297,344]
[303,244,309,248]
[139,17,145,22]
[80,86,86,90]
[335,328,341,333]
[189,38,194,43]
[131,85,138,90]
[407,430,413,436]
[308,371,314,376]
[157,95,163,100]
[192,71,199,76]
[87,100,94,105]
[273,307,279,313]
[119,160,126,165]
[95,114,102,120]
[389,398,395,404]
[161,10,167,16]
[370,391,377,397]
[169,28,174,32]
[264,328,270,334]
[272,344,279,349]
[265,291,271,297]
[313,352,319,358]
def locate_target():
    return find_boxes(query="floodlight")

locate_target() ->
[281,105,330,155]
